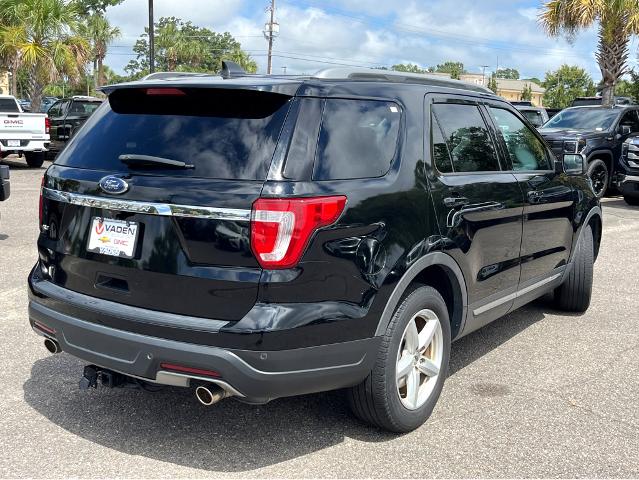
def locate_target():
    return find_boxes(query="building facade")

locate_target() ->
[459,73,545,106]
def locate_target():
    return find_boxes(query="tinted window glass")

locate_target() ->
[313,99,401,180]
[489,107,552,171]
[619,110,639,133]
[521,109,544,127]
[543,108,618,130]
[432,103,500,172]
[431,116,453,173]
[69,101,101,116]
[55,88,292,180]
[0,98,20,112]
[47,101,61,117]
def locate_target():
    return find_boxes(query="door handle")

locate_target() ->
[446,201,504,228]
[443,196,470,208]
[527,190,543,203]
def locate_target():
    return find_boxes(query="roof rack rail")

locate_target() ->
[313,67,493,94]
[141,71,214,81]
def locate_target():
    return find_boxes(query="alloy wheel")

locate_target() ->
[396,309,444,410]
[589,163,608,197]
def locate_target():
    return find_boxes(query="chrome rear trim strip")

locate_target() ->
[473,273,562,316]
[623,175,639,183]
[43,187,251,221]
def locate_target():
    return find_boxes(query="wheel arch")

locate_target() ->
[570,206,602,264]
[586,150,613,180]
[375,252,468,340]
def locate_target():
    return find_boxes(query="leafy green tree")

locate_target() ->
[429,61,465,79]
[540,0,639,106]
[522,77,542,86]
[487,73,498,93]
[78,13,120,92]
[125,17,257,77]
[615,71,639,103]
[0,0,90,110]
[391,63,428,74]
[496,67,519,79]
[76,0,124,15]
[542,64,596,109]
[520,83,533,101]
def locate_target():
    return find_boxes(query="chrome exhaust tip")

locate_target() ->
[195,384,226,406]
[44,338,61,354]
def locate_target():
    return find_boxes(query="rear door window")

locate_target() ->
[55,88,292,180]
[432,103,501,172]
[312,99,401,180]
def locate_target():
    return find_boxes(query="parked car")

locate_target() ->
[620,136,639,205]
[0,95,50,167]
[514,105,549,128]
[571,96,634,107]
[545,107,561,119]
[0,164,9,202]
[539,105,639,197]
[46,95,102,155]
[28,64,601,432]
[39,96,59,113]
[17,98,31,112]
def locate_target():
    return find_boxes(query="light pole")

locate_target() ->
[148,0,155,73]
[263,0,279,74]
[480,65,490,87]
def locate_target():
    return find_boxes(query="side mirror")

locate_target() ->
[620,125,632,136]
[562,153,587,175]
[0,165,10,202]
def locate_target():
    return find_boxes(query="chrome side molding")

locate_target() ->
[42,187,251,221]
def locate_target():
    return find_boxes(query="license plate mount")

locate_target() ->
[87,217,139,258]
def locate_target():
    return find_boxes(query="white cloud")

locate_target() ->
[104,0,604,81]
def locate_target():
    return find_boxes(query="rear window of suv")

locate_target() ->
[55,88,292,180]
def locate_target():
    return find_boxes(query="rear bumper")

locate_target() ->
[0,140,49,152]
[28,273,380,403]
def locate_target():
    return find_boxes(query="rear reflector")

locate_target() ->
[34,321,56,335]
[145,88,186,96]
[251,196,347,269]
[159,363,221,378]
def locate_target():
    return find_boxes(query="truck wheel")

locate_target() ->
[347,286,451,432]
[587,159,608,198]
[24,152,45,168]
[554,225,594,313]
[624,195,639,206]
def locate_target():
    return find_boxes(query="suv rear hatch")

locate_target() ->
[38,85,295,321]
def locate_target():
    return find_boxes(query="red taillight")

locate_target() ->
[251,196,347,269]
[38,176,44,226]
[159,363,221,378]
[145,88,186,96]
[44,116,50,134]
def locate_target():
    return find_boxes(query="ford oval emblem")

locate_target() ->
[98,176,129,195]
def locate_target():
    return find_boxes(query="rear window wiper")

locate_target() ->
[119,154,194,169]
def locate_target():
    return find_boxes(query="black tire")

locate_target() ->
[624,195,639,206]
[554,225,594,312]
[347,285,451,432]
[587,159,608,198]
[24,151,45,168]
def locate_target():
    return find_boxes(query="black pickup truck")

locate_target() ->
[46,96,102,156]
[0,164,9,224]
[539,105,639,197]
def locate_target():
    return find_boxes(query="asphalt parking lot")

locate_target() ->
[0,156,638,478]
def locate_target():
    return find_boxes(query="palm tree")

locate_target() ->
[540,0,639,106]
[0,0,89,110]
[78,13,120,91]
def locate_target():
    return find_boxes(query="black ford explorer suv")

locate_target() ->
[539,105,639,198]
[28,64,602,432]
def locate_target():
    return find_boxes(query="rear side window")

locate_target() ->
[313,99,401,180]
[69,101,101,116]
[432,103,500,172]
[55,88,292,180]
[0,98,20,112]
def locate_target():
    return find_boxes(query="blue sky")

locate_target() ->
[105,0,632,81]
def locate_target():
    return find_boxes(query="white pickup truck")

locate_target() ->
[0,95,50,168]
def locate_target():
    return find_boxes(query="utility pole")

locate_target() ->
[148,0,155,73]
[480,65,490,86]
[263,0,279,74]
